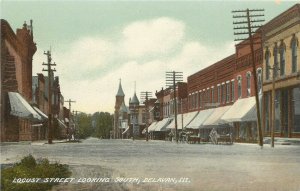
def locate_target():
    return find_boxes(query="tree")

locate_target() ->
[92,112,113,139]
[76,113,93,139]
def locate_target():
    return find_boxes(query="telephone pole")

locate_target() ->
[232,8,265,147]
[141,91,153,141]
[65,99,76,140]
[166,71,183,143]
[42,50,56,144]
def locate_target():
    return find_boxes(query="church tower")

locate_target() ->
[114,79,125,138]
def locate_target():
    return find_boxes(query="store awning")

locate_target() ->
[57,119,67,128]
[186,108,215,129]
[201,105,232,128]
[122,127,130,135]
[154,118,172,132]
[8,92,42,121]
[33,106,48,120]
[167,111,198,130]
[148,121,158,132]
[167,115,182,129]
[221,97,257,122]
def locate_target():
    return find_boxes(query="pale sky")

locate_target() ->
[1,0,297,114]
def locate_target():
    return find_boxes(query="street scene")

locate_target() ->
[1,1,300,191]
[1,138,300,191]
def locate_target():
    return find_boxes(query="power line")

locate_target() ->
[232,8,264,147]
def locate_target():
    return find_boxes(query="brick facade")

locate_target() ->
[1,19,37,142]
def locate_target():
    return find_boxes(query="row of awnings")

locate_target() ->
[8,92,68,128]
[9,92,42,121]
[148,96,259,131]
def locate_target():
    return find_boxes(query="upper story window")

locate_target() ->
[279,41,286,76]
[199,91,202,108]
[231,80,235,102]
[273,43,279,78]
[291,35,298,73]
[196,91,199,109]
[257,68,262,95]
[237,76,242,99]
[226,82,230,103]
[203,90,206,107]
[246,72,251,97]
[217,85,221,103]
[211,87,214,103]
[222,83,226,103]
[265,47,271,80]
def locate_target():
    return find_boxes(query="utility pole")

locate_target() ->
[141,91,153,141]
[65,99,76,140]
[42,50,56,144]
[166,71,183,143]
[232,8,265,147]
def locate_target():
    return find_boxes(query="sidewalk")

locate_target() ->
[1,139,71,146]
[264,137,300,145]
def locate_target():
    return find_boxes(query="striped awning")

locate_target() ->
[201,105,232,128]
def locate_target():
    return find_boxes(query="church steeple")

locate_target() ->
[130,81,139,105]
[116,78,125,97]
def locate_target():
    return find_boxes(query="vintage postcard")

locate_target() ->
[1,0,300,191]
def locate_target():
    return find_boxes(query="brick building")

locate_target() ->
[1,19,41,141]
[185,35,262,142]
[262,4,300,138]
[148,82,188,140]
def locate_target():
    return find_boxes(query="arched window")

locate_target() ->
[273,43,279,78]
[265,47,271,80]
[257,68,262,95]
[237,76,242,99]
[279,41,286,76]
[246,72,251,97]
[291,35,298,73]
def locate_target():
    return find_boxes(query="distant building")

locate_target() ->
[113,80,127,139]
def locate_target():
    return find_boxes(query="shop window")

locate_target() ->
[291,36,298,73]
[292,87,300,132]
[275,90,281,132]
[279,42,286,76]
[246,72,251,97]
[264,92,270,133]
